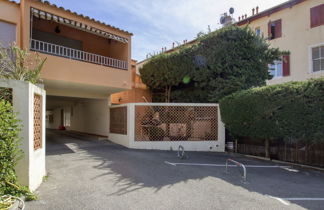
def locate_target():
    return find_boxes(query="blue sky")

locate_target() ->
[25,0,287,61]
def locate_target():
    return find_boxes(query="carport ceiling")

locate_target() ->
[46,96,85,110]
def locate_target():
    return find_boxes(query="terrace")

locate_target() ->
[30,8,128,70]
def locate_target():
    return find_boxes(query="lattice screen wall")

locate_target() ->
[34,94,42,150]
[135,105,218,141]
[110,106,127,135]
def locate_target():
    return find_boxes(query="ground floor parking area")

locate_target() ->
[26,130,324,210]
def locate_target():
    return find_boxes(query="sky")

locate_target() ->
[24,0,288,61]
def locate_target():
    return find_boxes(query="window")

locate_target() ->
[269,55,290,79]
[310,4,324,28]
[255,27,261,36]
[268,19,282,40]
[269,60,283,78]
[312,45,324,72]
[0,21,16,47]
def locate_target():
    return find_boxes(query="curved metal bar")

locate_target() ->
[178,145,185,159]
[226,158,247,182]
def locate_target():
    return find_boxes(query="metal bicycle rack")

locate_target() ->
[177,145,187,159]
[226,159,247,182]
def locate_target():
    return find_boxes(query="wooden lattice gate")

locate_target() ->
[34,94,43,150]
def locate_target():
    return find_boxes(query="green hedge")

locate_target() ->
[0,100,22,195]
[219,78,324,143]
[0,100,35,200]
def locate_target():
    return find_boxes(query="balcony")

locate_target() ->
[30,39,127,70]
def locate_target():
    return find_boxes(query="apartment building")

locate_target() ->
[237,0,324,85]
[0,0,133,136]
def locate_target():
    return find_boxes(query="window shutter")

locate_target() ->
[311,4,324,28]
[283,55,290,76]
[275,19,282,38]
[268,21,272,38]
[0,21,16,47]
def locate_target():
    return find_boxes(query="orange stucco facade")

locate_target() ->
[0,0,132,98]
[111,60,152,104]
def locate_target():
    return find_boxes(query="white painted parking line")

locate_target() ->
[164,161,289,168]
[270,196,324,205]
[269,196,290,205]
[65,143,80,153]
[284,198,324,201]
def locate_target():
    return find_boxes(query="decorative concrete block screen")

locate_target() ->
[110,106,127,134]
[33,94,42,150]
[108,103,225,152]
[0,79,46,191]
[135,105,218,141]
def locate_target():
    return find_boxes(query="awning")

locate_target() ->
[31,7,128,44]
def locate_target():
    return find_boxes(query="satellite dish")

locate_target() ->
[229,7,235,15]
[220,16,226,24]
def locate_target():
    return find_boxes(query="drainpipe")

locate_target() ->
[20,0,31,49]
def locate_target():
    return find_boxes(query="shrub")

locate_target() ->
[0,44,46,84]
[0,100,35,200]
[219,78,324,143]
[148,127,165,141]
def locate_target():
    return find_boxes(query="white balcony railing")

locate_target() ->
[30,39,128,70]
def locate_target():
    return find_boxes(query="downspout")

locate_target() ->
[19,0,30,50]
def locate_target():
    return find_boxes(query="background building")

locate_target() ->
[237,0,324,85]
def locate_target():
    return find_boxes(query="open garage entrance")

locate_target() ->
[46,96,110,137]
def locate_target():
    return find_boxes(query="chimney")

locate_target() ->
[238,16,241,21]
[241,15,244,20]
[252,8,255,16]
[256,6,259,14]
[245,14,247,19]
[172,42,175,48]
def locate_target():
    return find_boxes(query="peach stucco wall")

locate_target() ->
[111,60,152,104]
[0,0,20,46]
[40,53,131,90]
[239,0,324,85]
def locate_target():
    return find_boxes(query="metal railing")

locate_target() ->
[30,39,128,70]
[225,159,247,182]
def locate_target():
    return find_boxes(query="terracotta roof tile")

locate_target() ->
[34,0,132,35]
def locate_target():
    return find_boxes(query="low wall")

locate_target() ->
[108,103,225,152]
[0,79,46,191]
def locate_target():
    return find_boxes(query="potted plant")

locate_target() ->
[148,126,165,141]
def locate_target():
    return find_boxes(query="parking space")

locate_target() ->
[26,130,324,210]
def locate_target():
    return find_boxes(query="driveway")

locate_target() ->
[26,129,324,210]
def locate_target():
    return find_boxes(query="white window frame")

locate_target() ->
[268,60,283,79]
[309,43,324,73]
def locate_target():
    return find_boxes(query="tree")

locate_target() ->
[194,26,283,102]
[139,26,284,103]
[0,44,46,84]
[140,47,194,102]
